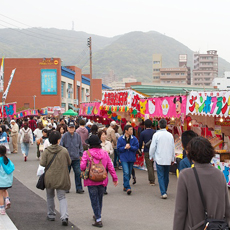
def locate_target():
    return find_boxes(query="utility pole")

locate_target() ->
[87,37,92,101]
[33,95,36,110]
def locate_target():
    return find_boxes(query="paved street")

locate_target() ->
[4,143,177,230]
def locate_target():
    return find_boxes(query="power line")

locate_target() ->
[0,13,86,41]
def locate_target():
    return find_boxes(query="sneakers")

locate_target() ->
[0,206,6,215]
[92,221,103,228]
[47,216,55,221]
[62,218,68,226]
[127,189,132,195]
[76,189,84,194]
[161,194,167,199]
[149,182,155,186]
[132,177,136,185]
[24,156,27,162]
[5,198,11,209]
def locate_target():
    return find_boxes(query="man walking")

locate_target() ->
[60,121,84,194]
[117,125,139,195]
[139,119,156,185]
[149,119,175,199]
[76,119,89,151]
[10,120,19,153]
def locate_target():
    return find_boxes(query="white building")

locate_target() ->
[212,71,230,90]
[108,78,137,89]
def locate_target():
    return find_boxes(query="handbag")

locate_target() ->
[193,167,229,230]
[36,153,57,190]
[39,144,44,151]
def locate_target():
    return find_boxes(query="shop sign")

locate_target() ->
[0,103,16,118]
[101,90,144,111]
[41,69,57,95]
[215,117,230,126]
[214,125,222,135]
[39,59,59,65]
[80,102,101,116]
[139,95,187,118]
[186,91,230,117]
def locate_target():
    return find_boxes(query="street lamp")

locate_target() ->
[33,95,36,109]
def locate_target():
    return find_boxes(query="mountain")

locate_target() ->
[0,28,230,82]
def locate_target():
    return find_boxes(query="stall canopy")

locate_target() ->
[63,109,78,116]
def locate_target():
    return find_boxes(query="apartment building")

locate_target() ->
[152,54,162,83]
[193,50,218,86]
[212,71,230,90]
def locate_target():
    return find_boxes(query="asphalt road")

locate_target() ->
[5,143,183,229]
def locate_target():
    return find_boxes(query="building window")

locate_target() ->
[176,73,180,75]
[153,68,160,71]
[227,77,230,79]
[24,103,30,108]
[217,83,220,85]
[81,87,85,102]
[86,89,89,102]
[161,73,165,75]
[68,83,72,99]
[61,103,66,108]
[181,73,185,75]
[153,61,160,64]
[167,73,170,75]
[61,82,65,98]
[227,86,230,88]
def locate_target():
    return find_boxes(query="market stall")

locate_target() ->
[186,90,230,186]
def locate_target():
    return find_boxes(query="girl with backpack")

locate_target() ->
[19,121,33,162]
[0,145,15,215]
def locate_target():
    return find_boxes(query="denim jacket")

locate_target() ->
[60,132,83,160]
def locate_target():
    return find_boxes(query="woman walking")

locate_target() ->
[34,122,43,159]
[40,131,71,226]
[173,136,230,230]
[80,135,118,227]
[0,145,15,215]
[0,125,10,154]
[19,121,33,162]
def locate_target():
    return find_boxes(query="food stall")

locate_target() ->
[186,91,230,186]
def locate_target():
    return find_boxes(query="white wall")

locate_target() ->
[61,76,74,111]
[212,71,230,90]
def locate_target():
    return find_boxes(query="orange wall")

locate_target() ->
[0,58,61,109]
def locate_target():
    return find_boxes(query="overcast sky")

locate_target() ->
[1,0,230,62]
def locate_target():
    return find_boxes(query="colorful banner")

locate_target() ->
[101,90,144,111]
[79,102,101,116]
[212,154,230,187]
[0,103,16,118]
[13,109,39,119]
[41,69,57,95]
[139,96,187,118]
[186,91,230,117]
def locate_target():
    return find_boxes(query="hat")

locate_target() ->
[110,121,116,126]
[10,120,16,123]
[85,135,101,146]
[68,121,75,127]
[86,121,93,126]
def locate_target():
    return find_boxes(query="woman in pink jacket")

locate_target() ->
[80,135,118,228]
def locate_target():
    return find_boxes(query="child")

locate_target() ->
[39,128,49,152]
[178,130,198,172]
[0,145,15,215]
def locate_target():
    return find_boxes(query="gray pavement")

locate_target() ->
[6,143,178,229]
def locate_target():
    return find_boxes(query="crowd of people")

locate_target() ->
[0,115,229,229]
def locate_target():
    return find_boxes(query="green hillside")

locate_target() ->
[0,28,229,81]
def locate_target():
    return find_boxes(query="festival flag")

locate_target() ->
[0,57,4,92]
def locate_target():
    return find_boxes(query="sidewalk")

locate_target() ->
[0,214,18,230]
[6,178,79,230]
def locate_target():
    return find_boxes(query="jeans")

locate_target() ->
[88,186,104,221]
[144,152,155,183]
[46,189,68,221]
[68,159,82,191]
[113,149,121,167]
[121,161,134,190]
[21,142,30,156]
[156,163,170,195]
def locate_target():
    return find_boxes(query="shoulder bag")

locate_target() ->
[80,151,91,180]
[193,167,229,230]
[36,153,57,190]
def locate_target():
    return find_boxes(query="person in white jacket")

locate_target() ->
[19,121,33,162]
[98,129,114,195]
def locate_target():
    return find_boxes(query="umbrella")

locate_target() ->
[62,109,78,116]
